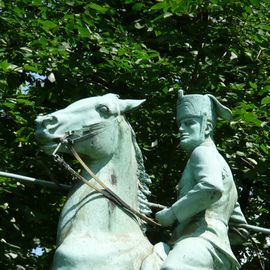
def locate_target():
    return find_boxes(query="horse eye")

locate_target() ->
[97,105,110,114]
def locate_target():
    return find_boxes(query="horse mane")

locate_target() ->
[128,122,152,230]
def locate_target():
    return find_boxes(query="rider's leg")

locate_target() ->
[160,237,232,270]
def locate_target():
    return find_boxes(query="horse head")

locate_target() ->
[35,93,145,161]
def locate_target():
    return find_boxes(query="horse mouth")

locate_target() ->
[37,137,64,154]
[35,130,64,154]
[40,143,59,153]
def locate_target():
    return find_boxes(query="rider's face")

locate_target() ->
[178,116,204,152]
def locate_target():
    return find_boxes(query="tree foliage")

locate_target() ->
[0,0,269,269]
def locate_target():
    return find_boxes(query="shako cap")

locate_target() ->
[177,90,232,123]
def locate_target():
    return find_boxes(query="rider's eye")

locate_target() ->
[182,119,197,127]
[97,105,110,114]
[185,120,194,125]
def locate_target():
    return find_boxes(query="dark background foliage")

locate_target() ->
[0,0,269,269]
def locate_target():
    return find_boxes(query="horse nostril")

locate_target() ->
[45,115,58,129]
[36,115,59,129]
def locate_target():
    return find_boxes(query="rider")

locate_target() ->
[155,90,248,270]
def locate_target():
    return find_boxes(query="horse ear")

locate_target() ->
[119,99,146,114]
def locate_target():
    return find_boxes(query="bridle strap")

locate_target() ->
[63,118,118,145]
[53,153,119,204]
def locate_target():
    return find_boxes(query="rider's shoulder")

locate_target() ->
[190,144,217,162]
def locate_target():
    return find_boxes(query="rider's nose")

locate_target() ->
[35,115,59,130]
[179,123,184,132]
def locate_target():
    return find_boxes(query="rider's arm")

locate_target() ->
[171,146,223,223]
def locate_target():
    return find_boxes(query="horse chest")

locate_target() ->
[58,181,139,239]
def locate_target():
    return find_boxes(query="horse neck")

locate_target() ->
[82,119,139,209]
[56,120,147,240]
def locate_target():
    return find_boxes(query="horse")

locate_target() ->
[34,93,166,270]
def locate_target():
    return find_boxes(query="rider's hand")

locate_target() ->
[155,207,176,227]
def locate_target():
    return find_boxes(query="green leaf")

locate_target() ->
[257,24,270,31]
[162,86,168,94]
[0,60,9,70]
[99,47,109,54]
[151,2,166,11]
[66,0,75,6]
[132,3,145,11]
[259,85,270,95]
[260,144,269,154]
[16,99,33,106]
[78,26,90,38]
[250,0,260,7]
[40,20,58,32]
[0,0,5,8]
[261,96,270,105]
[243,112,261,125]
[32,0,42,6]
[88,3,108,14]
[3,102,15,109]
[249,81,257,89]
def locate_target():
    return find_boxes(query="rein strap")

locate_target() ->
[67,143,160,227]
[53,139,160,227]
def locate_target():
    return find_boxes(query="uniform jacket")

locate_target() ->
[170,141,243,268]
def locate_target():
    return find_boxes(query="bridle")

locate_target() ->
[51,118,160,227]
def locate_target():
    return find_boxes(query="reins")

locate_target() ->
[52,124,161,227]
